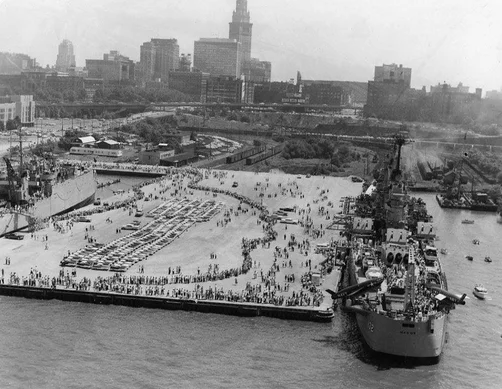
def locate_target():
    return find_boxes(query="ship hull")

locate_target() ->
[0,171,96,236]
[354,310,447,358]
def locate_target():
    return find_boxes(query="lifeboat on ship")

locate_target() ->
[365,266,383,280]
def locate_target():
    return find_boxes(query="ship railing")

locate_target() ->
[9,207,35,218]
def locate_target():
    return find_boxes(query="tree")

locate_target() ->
[227,111,238,121]
[63,90,77,103]
[330,155,340,167]
[77,88,88,101]
[93,89,105,102]
[336,145,351,163]
[6,119,17,131]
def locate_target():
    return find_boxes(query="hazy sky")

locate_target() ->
[1,0,501,92]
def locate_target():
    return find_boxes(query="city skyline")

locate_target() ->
[0,0,501,92]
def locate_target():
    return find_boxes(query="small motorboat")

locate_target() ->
[484,256,492,263]
[473,284,488,299]
[472,239,480,245]
[440,248,448,255]
[462,219,474,224]
[466,255,473,261]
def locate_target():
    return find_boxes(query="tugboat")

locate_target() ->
[473,284,488,299]
[461,219,474,224]
[484,256,492,263]
[330,134,466,359]
[466,255,474,261]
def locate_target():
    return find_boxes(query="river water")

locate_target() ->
[0,190,501,389]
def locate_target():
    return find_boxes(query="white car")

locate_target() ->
[280,218,299,225]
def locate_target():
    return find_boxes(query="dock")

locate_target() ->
[94,168,166,178]
[63,159,170,178]
[1,169,362,323]
[436,194,498,212]
[0,284,334,322]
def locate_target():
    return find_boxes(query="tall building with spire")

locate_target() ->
[55,39,76,72]
[229,0,252,64]
[227,0,272,83]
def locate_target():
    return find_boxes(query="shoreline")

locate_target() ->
[0,284,336,322]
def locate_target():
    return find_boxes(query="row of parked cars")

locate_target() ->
[59,199,224,273]
[270,207,299,225]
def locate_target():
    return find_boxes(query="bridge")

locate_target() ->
[34,101,362,115]
[149,102,359,113]
[36,103,148,115]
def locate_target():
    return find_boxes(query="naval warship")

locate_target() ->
[329,135,466,358]
[0,136,96,236]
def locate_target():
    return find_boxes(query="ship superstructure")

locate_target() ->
[330,135,465,358]
[0,130,96,235]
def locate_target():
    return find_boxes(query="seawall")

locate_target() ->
[0,284,334,323]
[95,169,165,178]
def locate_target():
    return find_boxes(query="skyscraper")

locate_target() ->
[55,39,76,72]
[140,41,155,82]
[229,0,252,64]
[139,38,180,83]
[228,0,271,82]
[193,38,241,78]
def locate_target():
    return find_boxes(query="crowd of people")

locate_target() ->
[1,266,324,308]
[1,163,341,312]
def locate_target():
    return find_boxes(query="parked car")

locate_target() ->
[280,218,299,225]
[4,233,24,240]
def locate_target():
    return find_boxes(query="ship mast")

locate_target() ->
[19,128,23,177]
[390,133,408,182]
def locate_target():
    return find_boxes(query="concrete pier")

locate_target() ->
[0,284,335,322]
[94,168,165,177]
[1,168,361,322]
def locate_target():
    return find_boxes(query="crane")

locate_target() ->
[2,157,18,203]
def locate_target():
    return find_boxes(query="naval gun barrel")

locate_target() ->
[327,277,385,300]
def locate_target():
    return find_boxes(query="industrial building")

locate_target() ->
[0,95,35,127]
[86,51,135,82]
